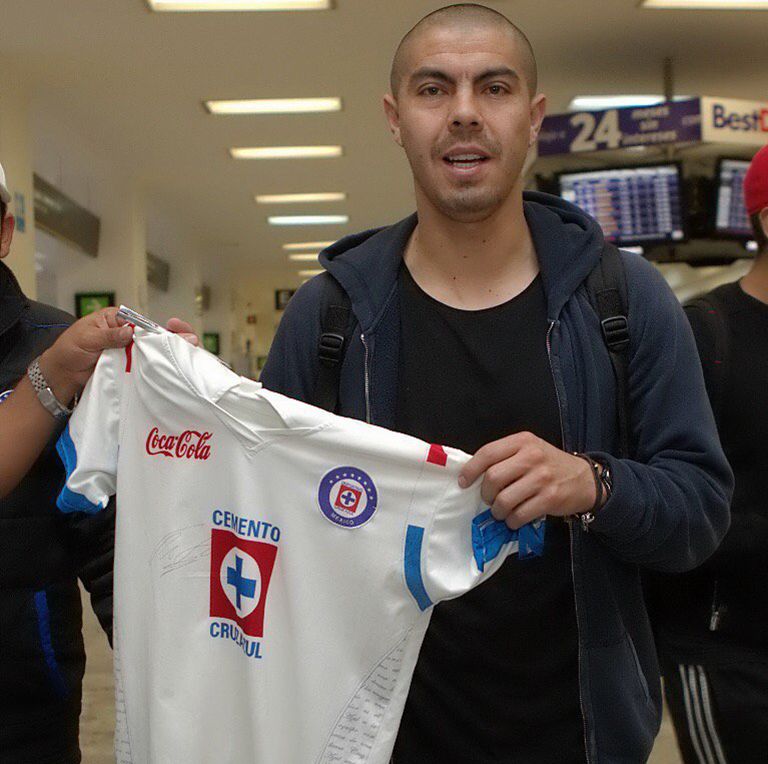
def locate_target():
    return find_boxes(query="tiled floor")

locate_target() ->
[79,590,683,763]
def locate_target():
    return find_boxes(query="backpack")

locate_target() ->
[313,242,632,458]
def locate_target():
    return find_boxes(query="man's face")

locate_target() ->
[384,24,546,223]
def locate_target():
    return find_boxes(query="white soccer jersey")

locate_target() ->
[56,329,545,764]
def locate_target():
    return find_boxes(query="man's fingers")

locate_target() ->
[479,457,529,506]
[165,318,199,346]
[166,317,195,334]
[98,306,123,329]
[501,496,547,531]
[97,325,134,348]
[490,474,539,521]
[459,432,530,488]
[181,333,199,346]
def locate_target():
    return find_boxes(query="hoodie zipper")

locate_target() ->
[361,333,372,424]
[546,319,591,764]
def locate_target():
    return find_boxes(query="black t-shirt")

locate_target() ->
[683,281,768,645]
[392,266,585,763]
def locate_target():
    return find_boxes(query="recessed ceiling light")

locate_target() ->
[256,192,346,204]
[298,269,324,277]
[288,253,320,261]
[206,98,341,115]
[283,241,335,251]
[269,215,348,226]
[641,0,768,8]
[569,95,692,111]
[230,146,343,159]
[147,0,331,11]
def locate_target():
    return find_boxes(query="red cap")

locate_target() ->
[744,144,768,215]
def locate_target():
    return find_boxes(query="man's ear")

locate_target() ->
[0,214,15,259]
[383,93,403,148]
[528,93,547,147]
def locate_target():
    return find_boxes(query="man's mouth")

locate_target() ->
[443,153,490,170]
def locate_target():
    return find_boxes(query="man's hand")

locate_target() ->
[458,432,598,529]
[38,308,198,404]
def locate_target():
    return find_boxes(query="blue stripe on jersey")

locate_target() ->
[471,510,546,572]
[55,423,103,514]
[33,590,69,699]
[404,525,433,611]
[518,519,546,559]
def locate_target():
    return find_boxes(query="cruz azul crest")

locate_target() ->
[209,529,278,639]
[317,466,378,529]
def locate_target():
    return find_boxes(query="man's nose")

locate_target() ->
[448,88,483,130]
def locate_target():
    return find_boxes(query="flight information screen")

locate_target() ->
[559,164,685,246]
[716,159,751,238]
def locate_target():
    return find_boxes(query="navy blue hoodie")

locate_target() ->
[261,192,733,763]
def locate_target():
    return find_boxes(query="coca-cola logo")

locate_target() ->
[146,427,212,460]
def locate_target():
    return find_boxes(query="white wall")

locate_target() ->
[30,97,235,358]
[32,98,147,316]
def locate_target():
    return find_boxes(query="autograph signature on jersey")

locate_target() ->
[151,524,210,576]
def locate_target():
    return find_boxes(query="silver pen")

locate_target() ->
[117,305,232,369]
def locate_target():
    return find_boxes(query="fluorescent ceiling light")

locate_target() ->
[569,95,692,111]
[269,215,348,226]
[230,146,342,159]
[256,192,346,204]
[206,98,341,115]
[288,253,320,261]
[283,241,334,251]
[298,269,324,277]
[147,1,331,11]
[641,1,768,8]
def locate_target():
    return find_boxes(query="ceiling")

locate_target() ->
[1,0,766,283]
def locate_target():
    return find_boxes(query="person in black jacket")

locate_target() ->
[260,6,732,762]
[650,145,768,764]
[0,163,195,763]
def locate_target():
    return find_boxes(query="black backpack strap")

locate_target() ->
[586,243,632,458]
[313,275,353,413]
[684,292,729,425]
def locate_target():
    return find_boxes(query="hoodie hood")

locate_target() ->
[319,191,605,330]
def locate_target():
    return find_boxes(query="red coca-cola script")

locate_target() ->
[146,428,212,460]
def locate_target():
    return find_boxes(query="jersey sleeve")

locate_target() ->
[402,445,545,611]
[56,347,127,514]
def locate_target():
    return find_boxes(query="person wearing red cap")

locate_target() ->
[649,144,768,764]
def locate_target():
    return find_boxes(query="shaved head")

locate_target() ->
[390,4,538,97]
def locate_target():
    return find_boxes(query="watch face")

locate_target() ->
[38,383,70,419]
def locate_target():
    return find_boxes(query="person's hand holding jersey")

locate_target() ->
[458,431,603,530]
[39,308,198,405]
[0,308,198,499]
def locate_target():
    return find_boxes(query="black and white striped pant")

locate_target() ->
[662,657,768,764]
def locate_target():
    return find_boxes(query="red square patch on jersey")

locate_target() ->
[333,482,363,514]
[210,529,278,638]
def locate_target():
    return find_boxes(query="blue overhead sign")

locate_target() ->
[538,98,702,156]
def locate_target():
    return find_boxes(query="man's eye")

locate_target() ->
[421,86,442,96]
[487,85,506,95]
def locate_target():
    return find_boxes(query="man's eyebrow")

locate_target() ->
[409,68,455,86]
[408,66,520,87]
[475,66,520,84]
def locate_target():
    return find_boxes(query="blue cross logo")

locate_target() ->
[226,555,257,611]
[340,490,357,506]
